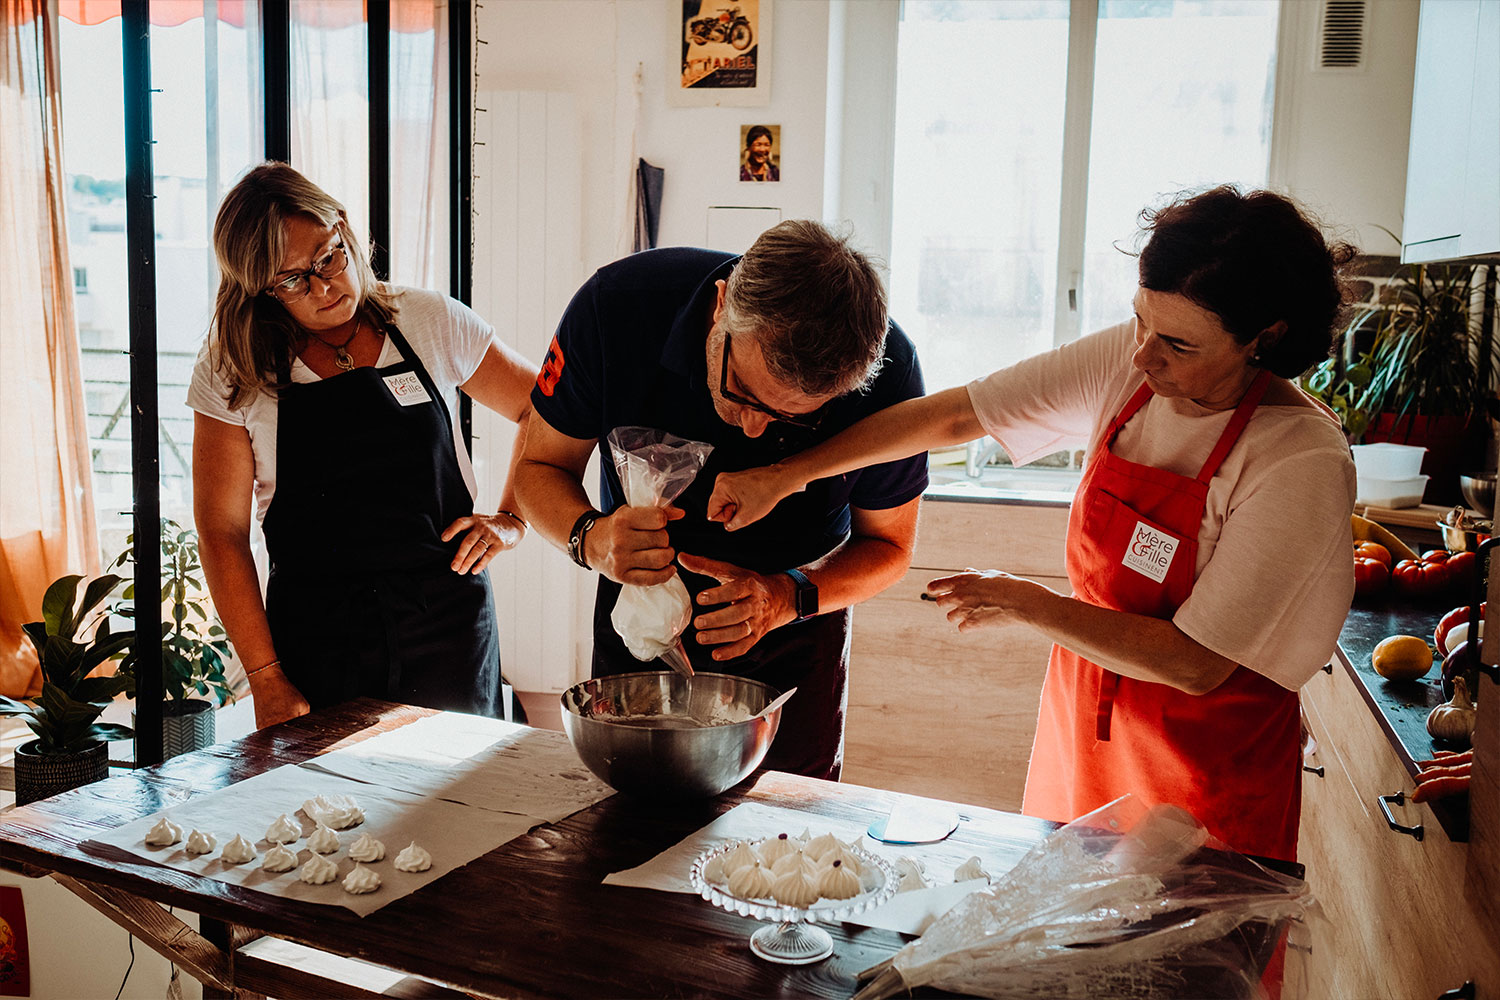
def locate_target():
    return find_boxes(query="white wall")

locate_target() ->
[1270,0,1420,254]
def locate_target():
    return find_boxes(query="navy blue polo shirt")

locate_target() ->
[531,246,929,578]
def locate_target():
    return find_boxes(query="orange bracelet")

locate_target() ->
[247,659,281,677]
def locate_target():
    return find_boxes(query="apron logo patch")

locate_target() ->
[1123,521,1178,584]
[383,371,432,405]
[536,335,565,397]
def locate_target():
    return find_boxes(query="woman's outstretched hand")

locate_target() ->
[707,464,803,530]
[926,569,1046,632]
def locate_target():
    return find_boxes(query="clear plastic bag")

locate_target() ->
[606,427,714,674]
[857,796,1321,1000]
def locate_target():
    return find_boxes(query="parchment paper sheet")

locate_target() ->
[87,764,536,916]
[301,714,614,823]
[603,801,997,934]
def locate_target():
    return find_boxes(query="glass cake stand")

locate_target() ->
[689,840,898,964]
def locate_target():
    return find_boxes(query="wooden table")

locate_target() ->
[0,698,1061,999]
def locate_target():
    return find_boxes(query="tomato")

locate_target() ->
[1354,541,1392,567]
[1392,559,1448,598]
[1422,550,1451,565]
[1353,557,1390,596]
[1444,550,1478,591]
[1436,601,1487,655]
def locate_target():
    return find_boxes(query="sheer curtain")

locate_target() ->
[0,0,101,696]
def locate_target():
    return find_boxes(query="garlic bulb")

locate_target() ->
[1427,675,1477,744]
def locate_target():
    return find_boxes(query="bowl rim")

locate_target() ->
[559,671,782,723]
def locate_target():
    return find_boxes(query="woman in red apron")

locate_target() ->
[706,187,1357,862]
[189,163,537,729]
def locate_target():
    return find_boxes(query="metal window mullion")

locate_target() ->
[122,1,162,767]
[1052,0,1099,348]
[262,0,290,162]
[450,0,474,448]
[368,2,390,280]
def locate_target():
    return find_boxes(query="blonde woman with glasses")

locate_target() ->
[188,162,537,729]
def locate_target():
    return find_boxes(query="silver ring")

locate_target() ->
[478,539,491,548]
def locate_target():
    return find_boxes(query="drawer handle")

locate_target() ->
[1302,764,1324,777]
[1378,791,1424,841]
[1437,982,1474,1000]
[1321,661,1333,674]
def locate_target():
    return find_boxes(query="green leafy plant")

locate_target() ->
[113,518,236,706]
[1303,253,1491,441]
[0,575,136,753]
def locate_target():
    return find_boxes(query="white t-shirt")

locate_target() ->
[186,286,494,523]
[966,319,1356,691]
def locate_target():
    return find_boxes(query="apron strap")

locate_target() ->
[1195,368,1273,483]
[1104,381,1156,450]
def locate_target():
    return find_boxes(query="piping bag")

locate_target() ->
[606,426,714,677]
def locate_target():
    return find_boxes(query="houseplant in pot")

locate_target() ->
[113,518,237,758]
[0,574,136,805]
[1303,255,1494,504]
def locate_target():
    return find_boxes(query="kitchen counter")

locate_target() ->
[1336,592,1475,840]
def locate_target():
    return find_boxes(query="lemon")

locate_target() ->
[1372,635,1435,681]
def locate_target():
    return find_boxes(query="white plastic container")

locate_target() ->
[1350,443,1427,480]
[1356,474,1429,509]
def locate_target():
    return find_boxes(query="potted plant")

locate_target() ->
[1303,254,1495,504]
[113,518,237,758]
[0,574,136,805]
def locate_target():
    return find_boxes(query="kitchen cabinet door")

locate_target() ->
[1403,0,1500,262]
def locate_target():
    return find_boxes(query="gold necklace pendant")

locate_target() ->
[334,347,355,371]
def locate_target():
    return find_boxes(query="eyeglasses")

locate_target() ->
[265,242,349,302]
[718,331,824,431]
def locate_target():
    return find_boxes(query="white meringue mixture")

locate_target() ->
[144,818,184,846]
[709,832,879,907]
[394,842,432,872]
[264,813,302,844]
[261,845,298,872]
[297,854,339,885]
[220,834,257,864]
[307,824,340,855]
[342,864,381,894]
[184,829,217,855]
[301,794,364,830]
[348,833,385,862]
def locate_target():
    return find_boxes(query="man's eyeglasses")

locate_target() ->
[266,243,349,302]
[718,331,824,431]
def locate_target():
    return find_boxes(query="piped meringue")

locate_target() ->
[894,856,929,893]
[348,833,385,862]
[727,859,773,899]
[954,856,990,883]
[261,845,298,872]
[220,835,257,864]
[144,818,183,846]
[184,829,217,855]
[722,840,758,876]
[757,833,795,866]
[297,854,339,885]
[307,824,340,855]
[770,867,820,908]
[394,842,432,873]
[264,813,301,844]
[804,831,841,863]
[342,863,381,894]
[770,850,816,879]
[817,859,862,900]
[301,794,364,830]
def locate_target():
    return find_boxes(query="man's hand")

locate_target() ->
[926,569,1049,632]
[441,512,527,574]
[707,464,803,531]
[250,665,312,729]
[678,553,797,660]
[588,505,686,585]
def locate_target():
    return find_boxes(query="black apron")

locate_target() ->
[262,321,500,717]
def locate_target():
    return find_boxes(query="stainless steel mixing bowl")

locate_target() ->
[1460,473,1496,519]
[560,671,783,798]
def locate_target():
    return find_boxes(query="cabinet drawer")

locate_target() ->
[915,501,1069,577]
[1298,662,1500,998]
[844,569,1059,812]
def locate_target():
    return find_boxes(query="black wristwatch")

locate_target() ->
[567,510,602,569]
[781,568,818,622]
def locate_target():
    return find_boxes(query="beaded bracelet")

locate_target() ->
[247,659,281,678]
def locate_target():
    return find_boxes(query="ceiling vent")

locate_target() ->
[1318,0,1367,70]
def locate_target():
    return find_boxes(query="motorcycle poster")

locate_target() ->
[671,0,771,106]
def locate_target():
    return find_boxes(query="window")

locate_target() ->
[890,0,1279,409]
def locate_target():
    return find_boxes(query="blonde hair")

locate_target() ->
[209,162,400,409]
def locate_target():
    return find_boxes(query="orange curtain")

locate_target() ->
[0,0,101,696]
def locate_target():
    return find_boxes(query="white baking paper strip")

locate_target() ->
[86,764,535,916]
[602,800,999,935]
[300,713,614,823]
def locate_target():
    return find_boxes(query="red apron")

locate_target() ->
[1021,369,1303,862]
